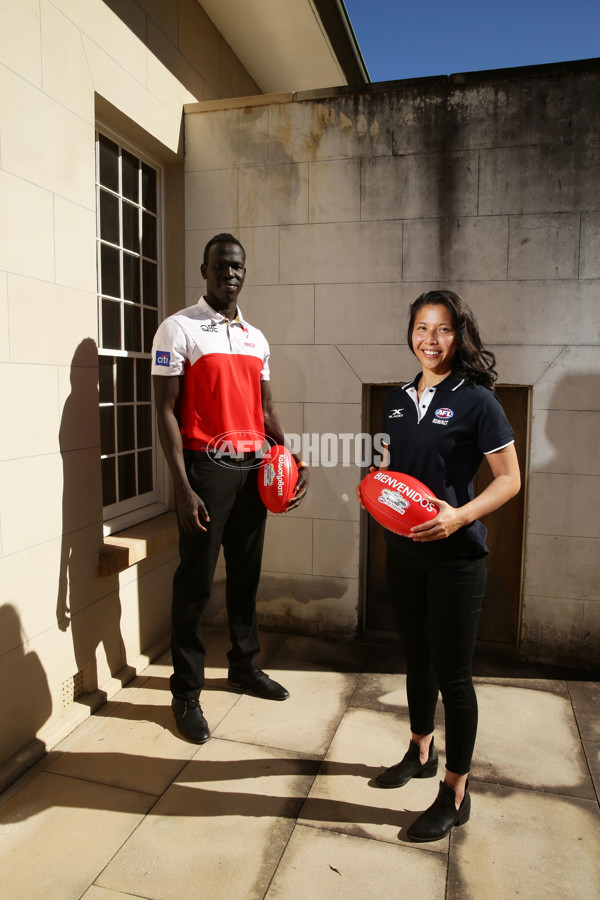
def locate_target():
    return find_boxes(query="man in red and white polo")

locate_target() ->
[152,233,308,743]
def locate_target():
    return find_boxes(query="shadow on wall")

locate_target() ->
[523,371,600,666]
[0,605,52,791]
[56,339,127,698]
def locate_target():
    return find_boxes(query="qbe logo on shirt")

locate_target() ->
[155,350,171,367]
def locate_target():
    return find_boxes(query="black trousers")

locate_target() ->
[386,548,487,775]
[170,452,267,700]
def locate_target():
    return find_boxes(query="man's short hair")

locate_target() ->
[203,233,245,265]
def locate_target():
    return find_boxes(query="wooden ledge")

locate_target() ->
[97,512,179,577]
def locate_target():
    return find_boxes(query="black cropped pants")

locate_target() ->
[170,452,267,700]
[386,548,487,775]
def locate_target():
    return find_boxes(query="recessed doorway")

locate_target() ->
[362,384,529,646]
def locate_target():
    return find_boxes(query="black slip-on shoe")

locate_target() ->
[375,738,438,788]
[407,780,471,842]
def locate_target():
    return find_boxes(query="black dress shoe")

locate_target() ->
[375,738,438,788]
[228,666,289,701]
[407,780,471,842]
[171,697,211,744]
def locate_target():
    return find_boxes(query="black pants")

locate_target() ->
[170,452,267,700]
[386,548,487,775]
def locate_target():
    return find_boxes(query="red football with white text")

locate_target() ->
[360,470,438,536]
[258,445,298,513]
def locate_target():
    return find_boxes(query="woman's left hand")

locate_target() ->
[409,498,465,541]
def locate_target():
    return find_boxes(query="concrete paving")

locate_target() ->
[0,628,598,900]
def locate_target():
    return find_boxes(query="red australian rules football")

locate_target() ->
[258,445,299,513]
[360,470,438,537]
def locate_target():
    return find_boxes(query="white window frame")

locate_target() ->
[95,121,170,536]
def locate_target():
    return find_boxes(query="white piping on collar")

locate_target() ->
[401,376,464,392]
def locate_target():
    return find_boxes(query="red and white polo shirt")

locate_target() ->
[151,297,269,452]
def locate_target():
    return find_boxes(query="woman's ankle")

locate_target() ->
[443,770,469,809]
[411,732,433,766]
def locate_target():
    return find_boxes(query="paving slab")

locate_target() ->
[0,772,154,900]
[45,679,199,795]
[568,681,600,741]
[474,674,570,694]
[213,664,359,756]
[300,706,447,853]
[265,824,448,900]
[349,671,409,713]
[96,738,318,900]
[584,740,600,798]
[81,888,148,900]
[475,682,594,798]
[447,781,600,900]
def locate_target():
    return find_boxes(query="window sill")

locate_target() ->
[97,512,179,577]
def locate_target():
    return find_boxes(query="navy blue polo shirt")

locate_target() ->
[382,372,514,559]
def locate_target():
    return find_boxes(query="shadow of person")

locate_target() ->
[1,742,396,828]
[530,371,600,666]
[56,339,127,697]
[0,605,52,790]
[538,373,599,477]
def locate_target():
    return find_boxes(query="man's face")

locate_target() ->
[201,242,246,312]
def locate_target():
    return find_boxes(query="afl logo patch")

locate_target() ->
[434,407,454,419]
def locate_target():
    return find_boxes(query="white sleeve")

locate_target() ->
[151,318,187,376]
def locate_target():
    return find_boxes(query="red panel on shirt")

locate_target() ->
[178,353,265,451]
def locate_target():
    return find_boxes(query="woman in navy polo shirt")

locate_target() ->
[358,290,520,842]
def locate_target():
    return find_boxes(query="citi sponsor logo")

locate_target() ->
[373,472,436,512]
[155,351,170,367]
[434,407,453,419]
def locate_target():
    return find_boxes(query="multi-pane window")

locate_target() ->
[96,132,162,518]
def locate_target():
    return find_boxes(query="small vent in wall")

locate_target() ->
[61,667,89,709]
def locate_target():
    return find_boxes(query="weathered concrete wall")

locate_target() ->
[185,61,600,666]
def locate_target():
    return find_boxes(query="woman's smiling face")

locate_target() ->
[411,304,457,379]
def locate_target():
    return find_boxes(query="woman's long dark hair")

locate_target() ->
[407,290,497,389]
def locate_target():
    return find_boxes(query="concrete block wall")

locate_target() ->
[185,61,600,665]
[0,0,260,774]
